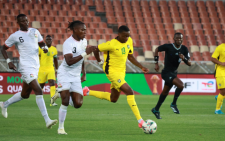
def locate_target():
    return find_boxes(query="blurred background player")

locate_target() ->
[211,43,225,114]
[38,35,58,106]
[0,14,57,128]
[83,25,149,129]
[56,21,95,135]
[151,33,191,119]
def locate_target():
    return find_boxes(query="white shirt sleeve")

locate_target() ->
[5,34,16,48]
[36,29,43,43]
[63,40,73,55]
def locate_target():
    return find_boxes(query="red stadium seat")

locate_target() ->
[182,17,191,23]
[147,29,157,35]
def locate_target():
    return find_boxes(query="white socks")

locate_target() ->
[59,104,68,129]
[138,118,143,123]
[3,92,23,108]
[36,95,50,123]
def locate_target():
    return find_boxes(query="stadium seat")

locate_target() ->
[133,40,141,47]
[174,23,183,30]
[88,39,98,46]
[209,45,217,53]
[190,46,200,53]
[32,21,41,28]
[144,51,154,60]
[137,56,145,62]
[200,45,209,53]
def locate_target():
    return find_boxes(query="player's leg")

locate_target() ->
[170,77,184,114]
[58,89,70,135]
[39,83,45,89]
[29,79,57,128]
[48,79,57,106]
[152,84,173,119]
[83,87,112,102]
[119,83,144,128]
[0,81,31,118]
[215,77,225,114]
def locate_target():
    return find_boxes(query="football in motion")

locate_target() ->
[142,119,157,134]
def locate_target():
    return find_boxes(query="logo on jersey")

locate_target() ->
[118,79,121,83]
[127,45,130,49]
[219,84,221,86]
[175,53,178,55]
[58,83,62,88]
[169,77,172,79]
[30,74,34,78]
[35,34,38,38]
[52,52,54,54]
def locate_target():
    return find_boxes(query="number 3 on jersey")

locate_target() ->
[121,47,126,54]
[72,47,76,53]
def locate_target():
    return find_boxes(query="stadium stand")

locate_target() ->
[0,0,223,73]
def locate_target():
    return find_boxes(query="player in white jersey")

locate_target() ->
[57,21,96,135]
[0,14,57,129]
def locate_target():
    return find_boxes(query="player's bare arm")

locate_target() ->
[1,45,16,71]
[179,53,191,66]
[54,57,58,71]
[81,61,86,82]
[64,46,95,66]
[128,54,149,73]
[154,47,159,72]
[211,57,225,66]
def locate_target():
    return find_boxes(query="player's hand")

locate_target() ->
[81,74,86,82]
[141,67,149,73]
[43,48,48,53]
[220,62,225,66]
[8,62,17,71]
[154,63,159,72]
[179,54,185,60]
[85,46,97,55]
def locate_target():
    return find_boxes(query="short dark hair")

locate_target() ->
[17,14,26,20]
[174,32,183,38]
[118,25,130,33]
[68,20,84,30]
[46,35,52,38]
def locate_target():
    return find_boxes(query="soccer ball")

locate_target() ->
[142,119,157,134]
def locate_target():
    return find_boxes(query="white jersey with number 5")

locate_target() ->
[58,35,87,78]
[4,28,43,72]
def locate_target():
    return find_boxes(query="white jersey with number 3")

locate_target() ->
[4,28,43,72]
[58,35,87,78]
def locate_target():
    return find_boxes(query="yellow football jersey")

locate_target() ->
[39,46,58,70]
[212,43,225,77]
[98,37,133,74]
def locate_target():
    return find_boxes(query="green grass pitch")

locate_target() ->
[0,95,224,141]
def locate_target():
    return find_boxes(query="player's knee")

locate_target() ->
[110,98,118,103]
[178,83,184,90]
[74,101,83,109]
[49,81,55,86]
[22,94,30,99]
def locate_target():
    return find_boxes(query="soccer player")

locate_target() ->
[57,21,95,135]
[211,43,225,114]
[38,35,58,106]
[0,14,57,128]
[82,25,149,129]
[151,33,191,119]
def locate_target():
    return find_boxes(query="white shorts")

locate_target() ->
[20,68,39,84]
[57,73,83,95]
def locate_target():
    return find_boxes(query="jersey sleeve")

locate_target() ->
[36,29,43,43]
[184,47,190,60]
[4,34,16,48]
[63,41,73,55]
[98,40,116,52]
[158,44,168,52]
[128,37,133,54]
[212,45,221,59]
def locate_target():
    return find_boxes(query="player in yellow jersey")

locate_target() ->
[38,35,58,106]
[211,43,225,114]
[83,25,149,128]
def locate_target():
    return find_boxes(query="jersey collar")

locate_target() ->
[172,43,182,50]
